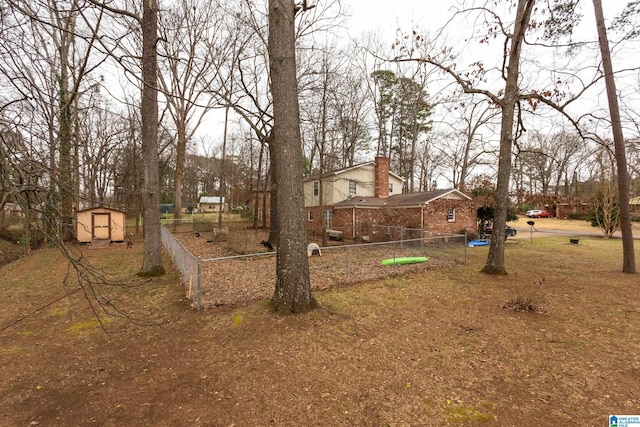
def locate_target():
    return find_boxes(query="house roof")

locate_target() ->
[333,196,390,208]
[333,189,471,208]
[76,206,125,214]
[199,196,225,204]
[304,160,405,183]
[388,189,471,205]
[2,202,23,211]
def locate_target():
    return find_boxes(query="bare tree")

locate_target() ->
[401,0,535,274]
[157,0,227,220]
[435,98,499,191]
[512,129,582,195]
[392,0,621,273]
[78,99,130,206]
[591,179,620,239]
[477,0,535,274]
[592,0,636,273]
[2,0,108,242]
[416,133,446,191]
[206,1,275,234]
[138,0,164,276]
[268,0,315,313]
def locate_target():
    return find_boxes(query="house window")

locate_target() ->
[313,181,319,197]
[447,208,456,222]
[348,180,357,197]
[308,210,313,221]
[388,182,394,194]
[323,209,333,229]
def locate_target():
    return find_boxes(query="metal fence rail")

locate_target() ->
[160,225,202,310]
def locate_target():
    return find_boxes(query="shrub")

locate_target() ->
[503,275,545,313]
[568,212,589,220]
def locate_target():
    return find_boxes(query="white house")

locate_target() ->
[198,196,226,213]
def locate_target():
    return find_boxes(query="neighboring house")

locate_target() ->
[1,202,24,218]
[160,204,174,214]
[75,207,126,244]
[181,202,199,214]
[162,202,199,214]
[304,157,476,239]
[630,196,640,215]
[198,196,226,213]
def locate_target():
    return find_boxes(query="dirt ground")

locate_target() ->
[1,220,639,426]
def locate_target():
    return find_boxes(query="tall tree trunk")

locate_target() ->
[253,140,265,228]
[58,19,74,241]
[267,148,278,242]
[139,0,165,277]
[218,104,230,227]
[268,0,315,313]
[482,0,535,275]
[174,122,186,220]
[319,64,328,247]
[592,0,636,273]
[459,133,472,192]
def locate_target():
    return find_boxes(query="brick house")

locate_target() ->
[304,157,476,240]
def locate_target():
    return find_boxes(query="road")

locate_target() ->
[508,217,640,240]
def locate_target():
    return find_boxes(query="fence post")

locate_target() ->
[196,257,202,311]
[344,246,349,281]
[464,234,468,263]
[393,240,397,269]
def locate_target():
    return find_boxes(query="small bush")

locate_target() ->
[568,212,589,221]
[504,275,545,313]
[0,220,46,250]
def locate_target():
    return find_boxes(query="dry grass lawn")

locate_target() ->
[0,224,639,426]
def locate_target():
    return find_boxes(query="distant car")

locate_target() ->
[526,209,554,218]
[481,225,517,239]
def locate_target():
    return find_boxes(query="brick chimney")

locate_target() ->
[374,157,390,199]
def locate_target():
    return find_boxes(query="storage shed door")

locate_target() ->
[92,213,110,240]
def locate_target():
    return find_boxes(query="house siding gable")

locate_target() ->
[304,164,380,207]
[330,165,376,203]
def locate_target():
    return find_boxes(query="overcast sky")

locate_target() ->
[343,0,451,37]
[343,0,631,37]
[339,0,638,112]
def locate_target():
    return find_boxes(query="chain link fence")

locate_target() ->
[309,223,426,244]
[161,217,270,254]
[160,225,202,310]
[161,218,467,309]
